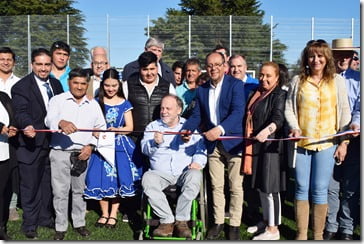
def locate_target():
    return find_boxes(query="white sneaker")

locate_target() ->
[252,229,280,240]
[247,221,266,234]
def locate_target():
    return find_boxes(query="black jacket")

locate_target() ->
[243,86,287,193]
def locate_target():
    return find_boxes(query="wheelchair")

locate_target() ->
[138,170,209,240]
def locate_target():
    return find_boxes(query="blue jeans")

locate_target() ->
[326,137,360,235]
[294,146,336,204]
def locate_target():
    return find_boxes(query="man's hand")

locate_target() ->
[79,145,93,161]
[23,125,36,138]
[204,126,222,141]
[8,126,18,137]
[188,162,202,170]
[180,129,191,143]
[350,123,360,137]
[59,120,77,135]
[334,141,348,164]
[154,131,164,145]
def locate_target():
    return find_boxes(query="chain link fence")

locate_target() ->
[0,15,359,77]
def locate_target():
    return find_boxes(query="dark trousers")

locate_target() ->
[0,160,12,228]
[18,149,54,232]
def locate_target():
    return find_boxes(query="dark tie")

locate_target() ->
[43,82,54,99]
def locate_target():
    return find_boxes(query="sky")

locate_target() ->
[73,0,361,67]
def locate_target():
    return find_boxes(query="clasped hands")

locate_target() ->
[1,125,17,137]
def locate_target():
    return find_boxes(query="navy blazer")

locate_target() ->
[183,75,245,154]
[11,72,64,164]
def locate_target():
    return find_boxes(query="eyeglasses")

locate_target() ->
[206,63,224,69]
[306,39,327,46]
[352,56,359,61]
[93,61,108,66]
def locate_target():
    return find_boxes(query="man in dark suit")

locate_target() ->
[182,52,245,240]
[122,37,176,86]
[11,48,64,239]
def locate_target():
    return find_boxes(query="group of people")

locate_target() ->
[0,35,360,241]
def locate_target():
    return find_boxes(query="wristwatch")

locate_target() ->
[268,126,274,133]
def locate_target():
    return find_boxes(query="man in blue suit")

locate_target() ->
[182,52,245,240]
[11,48,64,239]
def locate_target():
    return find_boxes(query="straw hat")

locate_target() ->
[331,38,359,51]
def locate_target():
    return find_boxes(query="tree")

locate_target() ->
[148,0,287,74]
[0,0,88,77]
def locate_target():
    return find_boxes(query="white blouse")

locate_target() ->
[0,101,10,161]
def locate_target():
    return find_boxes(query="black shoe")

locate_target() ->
[24,230,38,239]
[341,233,353,240]
[228,226,240,240]
[74,226,91,237]
[206,223,224,240]
[323,230,336,240]
[54,231,66,240]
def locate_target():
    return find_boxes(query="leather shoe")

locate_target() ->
[54,231,66,240]
[229,226,240,240]
[24,230,37,239]
[153,223,174,237]
[74,226,91,237]
[341,233,353,240]
[323,230,336,240]
[174,221,192,238]
[206,223,224,240]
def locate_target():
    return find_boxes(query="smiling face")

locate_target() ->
[32,54,52,80]
[229,56,247,80]
[206,52,225,85]
[185,63,201,84]
[160,95,182,128]
[68,76,88,101]
[259,63,279,91]
[0,53,15,75]
[103,77,120,98]
[308,50,327,75]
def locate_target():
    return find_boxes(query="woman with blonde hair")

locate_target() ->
[285,40,351,240]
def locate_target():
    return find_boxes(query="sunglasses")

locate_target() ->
[306,39,327,46]
[352,56,359,61]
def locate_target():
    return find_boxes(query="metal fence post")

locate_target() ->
[270,15,273,61]
[27,15,31,74]
[229,15,232,56]
[311,17,315,40]
[351,18,354,42]
[188,15,191,58]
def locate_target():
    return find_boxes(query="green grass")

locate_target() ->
[5,185,361,240]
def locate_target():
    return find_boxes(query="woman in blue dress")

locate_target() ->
[84,68,142,228]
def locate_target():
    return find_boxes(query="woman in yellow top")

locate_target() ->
[285,40,351,240]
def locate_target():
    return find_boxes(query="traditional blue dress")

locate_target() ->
[84,100,142,199]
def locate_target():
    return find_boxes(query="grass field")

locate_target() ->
[5,177,361,240]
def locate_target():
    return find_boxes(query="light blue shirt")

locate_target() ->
[141,117,207,177]
[50,65,71,92]
[342,68,360,126]
[175,80,197,112]
[45,91,106,150]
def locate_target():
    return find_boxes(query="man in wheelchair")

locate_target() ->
[141,94,207,238]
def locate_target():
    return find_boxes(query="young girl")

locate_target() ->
[84,68,142,228]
